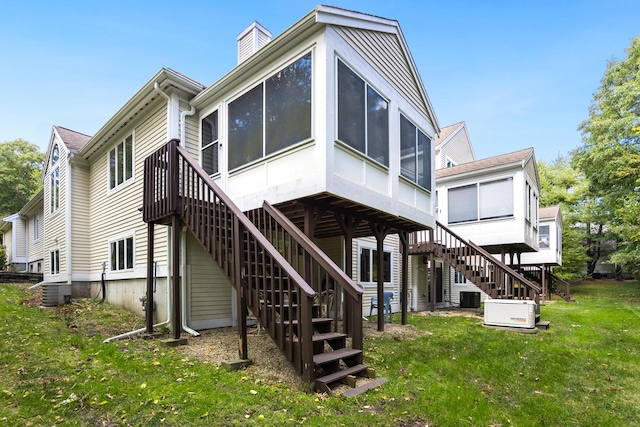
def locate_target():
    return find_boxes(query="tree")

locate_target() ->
[575,35,640,277]
[538,157,591,279]
[0,139,45,217]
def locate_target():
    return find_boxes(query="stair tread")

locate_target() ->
[315,363,368,385]
[283,317,332,326]
[294,332,346,343]
[341,377,388,397]
[314,348,361,365]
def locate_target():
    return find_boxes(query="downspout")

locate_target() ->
[180,105,196,147]
[154,82,179,141]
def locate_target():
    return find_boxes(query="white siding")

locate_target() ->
[71,163,91,275]
[44,142,67,281]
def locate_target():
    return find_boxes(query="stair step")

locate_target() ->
[293,332,346,344]
[536,320,551,330]
[315,363,369,392]
[283,317,332,327]
[341,377,388,397]
[314,348,361,366]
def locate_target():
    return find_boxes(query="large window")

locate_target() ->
[526,183,539,228]
[337,59,389,166]
[448,178,513,224]
[50,249,60,275]
[359,246,392,284]
[201,110,219,175]
[228,53,312,170]
[110,236,134,271]
[109,135,133,190]
[400,114,431,190]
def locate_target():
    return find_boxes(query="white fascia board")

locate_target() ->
[436,163,521,184]
[19,189,44,216]
[315,5,398,33]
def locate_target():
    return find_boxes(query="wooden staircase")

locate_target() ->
[519,266,573,302]
[409,222,542,316]
[143,139,367,393]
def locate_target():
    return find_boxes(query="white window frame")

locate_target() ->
[108,134,134,192]
[357,242,394,287]
[109,233,135,272]
[50,143,60,215]
[201,108,220,176]
[33,213,40,241]
[399,113,432,191]
[445,156,456,168]
[50,249,60,275]
[448,177,515,224]
[454,270,467,284]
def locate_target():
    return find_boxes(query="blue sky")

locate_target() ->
[1,0,638,162]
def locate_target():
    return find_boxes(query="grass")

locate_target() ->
[1,280,639,426]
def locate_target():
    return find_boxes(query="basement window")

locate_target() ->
[50,249,60,275]
[110,236,134,271]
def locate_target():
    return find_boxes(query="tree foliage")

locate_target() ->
[0,139,45,217]
[574,35,640,276]
[538,157,591,279]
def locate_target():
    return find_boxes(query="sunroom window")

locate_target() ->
[228,53,312,170]
[448,178,514,224]
[201,110,219,175]
[337,59,389,166]
[400,114,431,191]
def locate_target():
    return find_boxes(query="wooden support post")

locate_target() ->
[541,264,547,302]
[335,214,360,336]
[370,224,388,332]
[430,229,436,312]
[146,223,155,333]
[234,216,248,360]
[171,214,181,340]
[399,231,409,325]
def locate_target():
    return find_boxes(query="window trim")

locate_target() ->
[109,233,135,272]
[226,51,314,172]
[357,242,394,287]
[50,166,60,214]
[49,249,60,275]
[335,57,390,168]
[33,213,40,241]
[399,113,432,192]
[108,133,135,193]
[201,108,220,176]
[448,177,515,225]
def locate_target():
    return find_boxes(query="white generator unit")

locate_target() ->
[484,299,536,329]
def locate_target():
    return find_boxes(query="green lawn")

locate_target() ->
[1,280,639,426]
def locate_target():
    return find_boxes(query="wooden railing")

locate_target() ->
[520,266,572,302]
[410,221,541,308]
[246,202,364,351]
[143,139,316,383]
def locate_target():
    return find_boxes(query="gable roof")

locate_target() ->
[54,126,92,151]
[539,205,561,221]
[435,122,465,147]
[191,5,440,133]
[436,147,534,179]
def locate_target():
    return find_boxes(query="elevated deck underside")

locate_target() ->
[274,192,431,239]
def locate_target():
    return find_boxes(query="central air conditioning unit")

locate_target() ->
[42,284,72,307]
[484,299,536,329]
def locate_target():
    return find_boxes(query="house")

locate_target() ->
[31,6,440,392]
[1,189,44,273]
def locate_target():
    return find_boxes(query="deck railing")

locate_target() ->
[410,221,541,307]
[520,266,572,302]
[143,139,316,383]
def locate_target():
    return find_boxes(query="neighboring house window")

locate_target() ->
[33,213,40,241]
[228,52,312,170]
[359,246,392,284]
[110,236,134,271]
[539,225,550,249]
[454,270,466,284]
[448,178,514,224]
[30,264,34,273]
[337,59,389,166]
[446,157,456,168]
[37,262,41,273]
[201,110,219,175]
[50,250,60,275]
[109,135,133,190]
[400,114,431,191]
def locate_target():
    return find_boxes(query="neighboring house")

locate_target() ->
[434,121,476,170]
[0,190,44,273]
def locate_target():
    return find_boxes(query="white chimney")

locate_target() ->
[237,21,272,64]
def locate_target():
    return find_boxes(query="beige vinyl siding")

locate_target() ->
[27,207,44,261]
[89,102,168,276]
[333,26,433,126]
[181,100,200,159]
[14,218,26,258]
[440,130,475,166]
[45,155,67,279]
[3,227,12,262]
[186,232,232,326]
[315,236,344,269]
[70,163,90,273]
